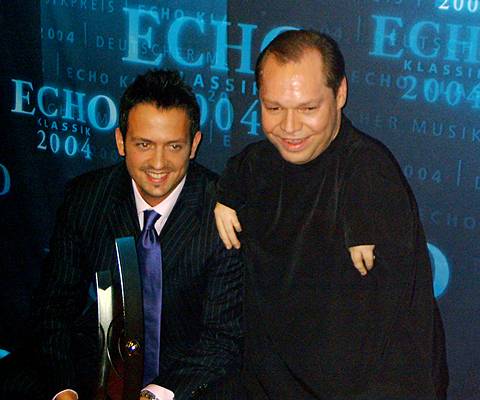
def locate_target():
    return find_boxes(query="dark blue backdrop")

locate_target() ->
[1,1,479,398]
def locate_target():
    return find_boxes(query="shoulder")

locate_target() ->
[184,161,220,205]
[235,139,275,160]
[68,162,123,187]
[341,121,403,179]
[67,162,125,189]
[188,161,218,183]
[339,122,416,204]
[226,140,278,174]
[63,162,127,205]
[187,161,218,190]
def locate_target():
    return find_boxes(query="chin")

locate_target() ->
[279,152,308,165]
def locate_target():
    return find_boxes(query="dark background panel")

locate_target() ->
[0,0,45,349]
[1,1,479,398]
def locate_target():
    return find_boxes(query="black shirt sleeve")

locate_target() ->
[343,146,416,258]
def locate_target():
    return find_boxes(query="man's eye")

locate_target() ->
[267,106,280,111]
[170,144,182,150]
[136,142,150,149]
[301,106,317,112]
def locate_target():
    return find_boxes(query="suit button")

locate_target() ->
[124,338,141,357]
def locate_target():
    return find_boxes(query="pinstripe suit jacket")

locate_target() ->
[33,161,243,399]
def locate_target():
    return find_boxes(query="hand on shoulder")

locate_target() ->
[214,202,242,249]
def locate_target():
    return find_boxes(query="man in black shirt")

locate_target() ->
[215,30,448,399]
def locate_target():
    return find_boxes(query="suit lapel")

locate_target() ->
[105,162,203,272]
[160,167,202,273]
[107,163,140,241]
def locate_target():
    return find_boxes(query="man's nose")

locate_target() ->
[280,109,301,134]
[150,148,166,169]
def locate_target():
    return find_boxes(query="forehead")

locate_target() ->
[127,104,190,137]
[259,50,329,98]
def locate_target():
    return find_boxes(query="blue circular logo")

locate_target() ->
[427,243,450,298]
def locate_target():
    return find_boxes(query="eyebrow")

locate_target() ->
[130,136,152,142]
[165,139,188,144]
[130,136,188,144]
[261,98,321,107]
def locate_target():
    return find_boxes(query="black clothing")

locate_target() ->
[218,117,448,399]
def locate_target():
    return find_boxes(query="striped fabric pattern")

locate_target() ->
[31,161,243,399]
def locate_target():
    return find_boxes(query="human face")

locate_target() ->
[259,49,347,165]
[115,104,201,206]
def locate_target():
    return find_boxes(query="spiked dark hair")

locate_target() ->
[118,69,200,141]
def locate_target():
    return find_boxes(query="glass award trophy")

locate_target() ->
[95,237,144,400]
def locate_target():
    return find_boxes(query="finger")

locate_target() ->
[215,217,233,249]
[354,261,368,276]
[214,206,234,249]
[232,215,243,233]
[363,250,375,270]
[214,203,242,249]
[220,224,233,249]
[224,219,241,249]
[363,245,376,270]
[350,252,368,276]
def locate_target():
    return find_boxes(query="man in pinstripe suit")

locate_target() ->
[7,70,243,400]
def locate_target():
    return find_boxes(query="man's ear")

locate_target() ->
[189,131,202,159]
[336,77,348,110]
[115,128,126,156]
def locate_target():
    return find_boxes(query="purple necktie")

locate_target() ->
[137,210,162,385]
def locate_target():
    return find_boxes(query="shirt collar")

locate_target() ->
[132,175,186,231]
